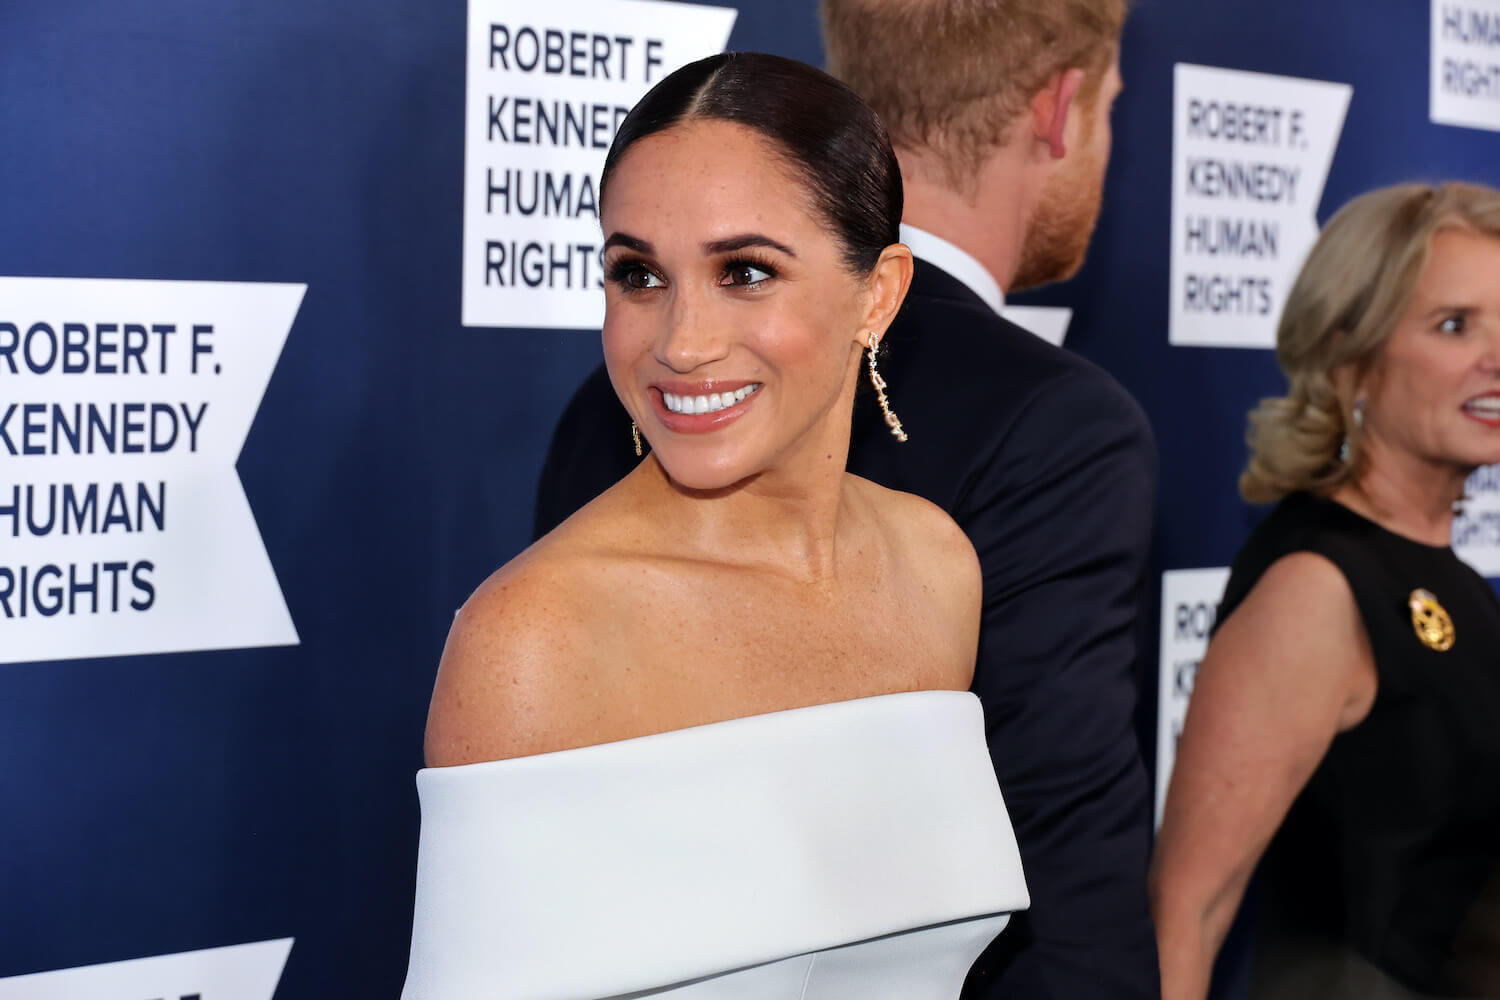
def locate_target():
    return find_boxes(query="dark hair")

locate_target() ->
[599,51,902,275]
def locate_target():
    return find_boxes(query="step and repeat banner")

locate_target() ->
[1,1,1496,997]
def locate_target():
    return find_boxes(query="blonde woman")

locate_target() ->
[1152,182,1500,1000]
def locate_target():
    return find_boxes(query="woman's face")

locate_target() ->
[1361,228,1500,477]
[599,120,877,492]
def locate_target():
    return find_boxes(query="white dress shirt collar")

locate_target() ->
[899,224,1006,315]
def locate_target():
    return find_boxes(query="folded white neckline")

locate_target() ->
[403,690,1028,1000]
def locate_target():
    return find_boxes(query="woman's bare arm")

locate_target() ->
[1149,551,1377,1000]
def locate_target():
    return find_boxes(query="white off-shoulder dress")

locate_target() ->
[401,690,1028,1000]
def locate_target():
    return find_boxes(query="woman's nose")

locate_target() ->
[654,288,730,373]
[1479,323,1500,376]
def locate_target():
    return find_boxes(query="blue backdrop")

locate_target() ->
[1,1,1497,997]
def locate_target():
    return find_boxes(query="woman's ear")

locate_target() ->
[1330,359,1357,402]
[858,243,915,346]
[1331,351,1378,410]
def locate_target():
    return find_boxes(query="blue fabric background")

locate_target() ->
[1,1,1495,996]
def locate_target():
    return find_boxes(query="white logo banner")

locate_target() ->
[1169,64,1351,349]
[0,938,292,1000]
[1002,306,1072,347]
[461,0,738,329]
[0,277,301,665]
[1155,567,1230,827]
[1454,464,1500,576]
[1431,0,1500,132]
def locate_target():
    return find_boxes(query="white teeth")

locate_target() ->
[661,384,762,414]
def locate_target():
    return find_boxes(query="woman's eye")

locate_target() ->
[622,266,664,290]
[724,263,772,287]
[1439,312,1467,334]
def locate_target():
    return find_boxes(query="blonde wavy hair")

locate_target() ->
[1241,181,1500,504]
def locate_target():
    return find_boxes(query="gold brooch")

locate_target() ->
[1408,589,1455,651]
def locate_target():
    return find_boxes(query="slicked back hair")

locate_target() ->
[599,51,903,276]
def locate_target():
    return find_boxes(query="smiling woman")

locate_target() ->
[400,53,1028,1000]
[593,51,909,490]
[598,117,893,490]
[1152,182,1500,1000]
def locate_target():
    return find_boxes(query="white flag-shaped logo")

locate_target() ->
[1168,64,1352,349]
[0,277,301,664]
[461,0,739,329]
[0,938,293,1000]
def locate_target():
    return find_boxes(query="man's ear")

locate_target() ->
[858,243,915,345]
[1029,68,1087,160]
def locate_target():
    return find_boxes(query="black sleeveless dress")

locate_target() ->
[1216,492,1500,999]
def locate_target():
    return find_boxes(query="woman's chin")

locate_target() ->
[656,453,757,495]
[1440,438,1500,474]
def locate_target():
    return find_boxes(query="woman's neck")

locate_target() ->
[632,355,871,582]
[636,415,860,584]
[1332,441,1471,547]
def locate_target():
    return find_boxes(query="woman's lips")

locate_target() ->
[651,382,763,433]
[1462,394,1500,427]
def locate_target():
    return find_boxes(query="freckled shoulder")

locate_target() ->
[423,533,624,768]
[850,475,982,679]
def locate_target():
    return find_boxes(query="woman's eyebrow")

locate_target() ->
[603,233,797,257]
[1422,303,1474,318]
[703,234,796,257]
[603,233,652,253]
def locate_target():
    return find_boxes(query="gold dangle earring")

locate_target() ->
[867,332,908,442]
[631,421,643,457]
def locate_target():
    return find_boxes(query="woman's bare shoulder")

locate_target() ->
[423,526,633,767]
[853,475,979,586]
[848,475,981,683]
[1208,549,1374,725]
[1225,550,1360,646]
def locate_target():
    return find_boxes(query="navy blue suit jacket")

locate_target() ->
[533,260,1161,999]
